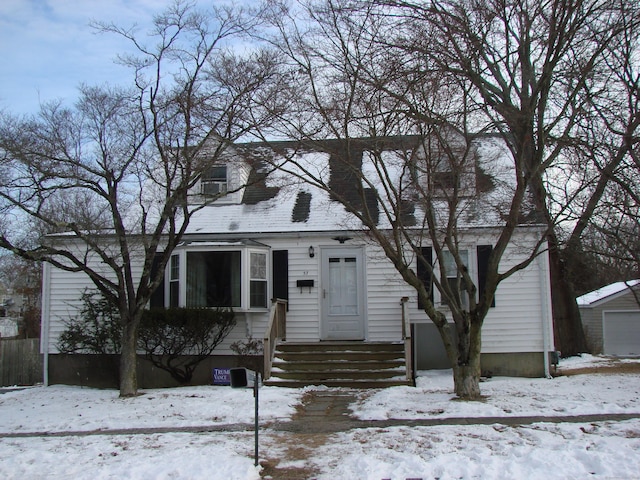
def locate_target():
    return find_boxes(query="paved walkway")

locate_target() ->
[268,390,640,434]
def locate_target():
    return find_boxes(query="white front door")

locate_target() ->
[321,247,366,340]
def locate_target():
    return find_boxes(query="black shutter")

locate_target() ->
[477,245,495,307]
[272,250,289,309]
[417,246,433,309]
[149,253,165,309]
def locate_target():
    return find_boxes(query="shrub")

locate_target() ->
[139,307,236,384]
[58,291,236,384]
[58,291,121,354]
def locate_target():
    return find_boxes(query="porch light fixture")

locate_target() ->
[308,246,315,258]
[332,235,352,244]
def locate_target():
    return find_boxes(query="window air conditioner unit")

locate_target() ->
[201,181,227,196]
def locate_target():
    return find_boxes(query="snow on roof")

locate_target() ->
[577,279,640,307]
[184,135,533,236]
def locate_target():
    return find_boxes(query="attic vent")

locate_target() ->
[292,191,312,223]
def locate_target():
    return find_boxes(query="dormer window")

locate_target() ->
[201,165,228,196]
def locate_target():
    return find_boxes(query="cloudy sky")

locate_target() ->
[0,0,227,115]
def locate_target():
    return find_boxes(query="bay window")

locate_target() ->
[186,251,241,307]
[170,254,180,307]
[249,252,267,308]
[163,242,270,310]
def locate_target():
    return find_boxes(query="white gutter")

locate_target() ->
[41,262,51,387]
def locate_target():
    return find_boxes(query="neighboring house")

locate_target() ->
[40,135,555,387]
[0,317,19,339]
[0,263,42,340]
[0,286,24,339]
[578,280,640,356]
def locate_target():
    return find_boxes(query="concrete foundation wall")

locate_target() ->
[47,354,263,389]
[414,350,547,378]
[413,323,548,377]
[480,352,546,378]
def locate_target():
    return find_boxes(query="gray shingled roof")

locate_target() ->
[185,135,538,236]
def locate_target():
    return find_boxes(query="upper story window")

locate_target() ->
[410,136,476,198]
[200,165,228,196]
[429,154,476,197]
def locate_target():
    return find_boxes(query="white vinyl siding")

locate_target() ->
[269,238,320,342]
[405,235,552,354]
[42,242,145,354]
[42,230,552,357]
[365,246,406,342]
[478,246,551,353]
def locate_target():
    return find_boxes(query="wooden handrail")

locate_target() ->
[400,296,414,385]
[263,298,288,380]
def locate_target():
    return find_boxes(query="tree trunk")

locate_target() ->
[119,319,139,397]
[548,241,588,357]
[453,363,481,399]
[450,313,483,400]
[453,365,480,400]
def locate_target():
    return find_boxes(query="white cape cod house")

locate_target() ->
[40,135,555,387]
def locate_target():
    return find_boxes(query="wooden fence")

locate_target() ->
[0,338,43,387]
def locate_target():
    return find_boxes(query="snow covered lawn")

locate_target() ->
[1,355,639,479]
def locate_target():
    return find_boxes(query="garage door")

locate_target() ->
[603,311,640,356]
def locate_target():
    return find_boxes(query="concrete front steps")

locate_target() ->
[264,341,412,388]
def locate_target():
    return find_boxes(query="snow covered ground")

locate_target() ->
[0,355,639,479]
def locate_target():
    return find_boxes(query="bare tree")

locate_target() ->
[546,2,640,295]
[368,0,640,357]
[255,0,552,398]
[578,182,640,291]
[0,1,279,396]
[256,0,639,396]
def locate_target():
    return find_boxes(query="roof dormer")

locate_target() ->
[193,153,250,205]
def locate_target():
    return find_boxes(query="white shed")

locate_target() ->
[578,280,640,356]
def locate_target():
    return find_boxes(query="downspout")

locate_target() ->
[539,243,553,378]
[41,262,52,386]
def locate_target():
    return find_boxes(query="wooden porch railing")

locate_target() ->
[400,296,414,384]
[263,298,288,381]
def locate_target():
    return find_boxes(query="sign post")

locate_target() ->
[253,372,260,467]
[230,368,260,467]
